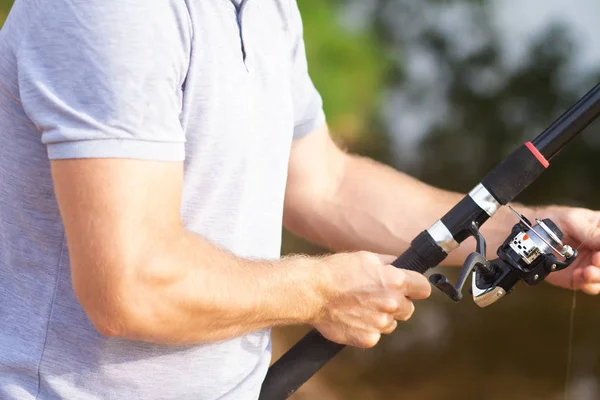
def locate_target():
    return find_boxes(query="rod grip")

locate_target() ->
[392,244,432,273]
[392,230,448,273]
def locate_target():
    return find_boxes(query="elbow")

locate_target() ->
[91,317,123,338]
[72,266,147,340]
[77,289,136,339]
[68,227,185,341]
[82,293,155,341]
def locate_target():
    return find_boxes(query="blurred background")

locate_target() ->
[2,0,600,399]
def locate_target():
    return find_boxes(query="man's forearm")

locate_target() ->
[53,156,432,348]
[285,153,534,266]
[101,230,323,344]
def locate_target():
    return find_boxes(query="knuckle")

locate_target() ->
[583,284,600,295]
[392,271,406,288]
[382,297,400,313]
[332,252,351,263]
[382,320,398,334]
[374,314,390,330]
[356,250,370,259]
[359,333,380,349]
[397,301,415,321]
[396,313,410,322]
[582,267,598,282]
[357,251,377,265]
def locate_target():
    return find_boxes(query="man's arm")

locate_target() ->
[51,158,431,347]
[284,125,538,267]
[285,125,600,294]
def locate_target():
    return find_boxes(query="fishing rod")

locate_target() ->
[259,81,600,400]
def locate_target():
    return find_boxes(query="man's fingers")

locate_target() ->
[370,295,416,323]
[389,268,431,300]
[582,265,600,283]
[394,299,415,321]
[348,331,381,349]
[591,252,600,267]
[580,283,600,295]
[370,296,400,313]
[381,319,398,335]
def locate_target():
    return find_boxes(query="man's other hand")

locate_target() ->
[312,252,431,348]
[540,206,600,295]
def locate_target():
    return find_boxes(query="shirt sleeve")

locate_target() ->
[289,1,327,140]
[17,0,191,161]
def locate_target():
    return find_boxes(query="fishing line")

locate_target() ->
[563,282,576,400]
[563,223,596,400]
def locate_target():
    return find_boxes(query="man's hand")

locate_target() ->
[537,206,600,295]
[312,252,431,348]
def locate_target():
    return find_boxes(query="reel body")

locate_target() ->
[430,210,578,307]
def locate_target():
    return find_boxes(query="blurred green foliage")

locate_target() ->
[2,0,600,399]
[299,2,387,143]
[297,1,394,163]
[0,0,10,24]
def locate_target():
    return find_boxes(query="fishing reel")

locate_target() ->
[430,207,578,307]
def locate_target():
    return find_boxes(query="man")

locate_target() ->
[0,0,598,399]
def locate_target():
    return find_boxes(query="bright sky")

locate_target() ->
[389,0,600,161]
[493,0,600,74]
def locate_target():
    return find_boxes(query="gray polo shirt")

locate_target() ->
[0,0,325,399]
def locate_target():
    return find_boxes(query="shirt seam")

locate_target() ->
[46,138,186,161]
[45,137,186,146]
[181,0,194,93]
[34,231,66,400]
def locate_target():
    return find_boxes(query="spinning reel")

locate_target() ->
[430,207,578,307]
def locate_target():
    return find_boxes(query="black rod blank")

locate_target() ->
[533,82,600,160]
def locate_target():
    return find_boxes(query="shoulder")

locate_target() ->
[16,0,191,76]
[17,0,191,48]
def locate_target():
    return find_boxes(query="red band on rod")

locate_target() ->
[525,142,549,168]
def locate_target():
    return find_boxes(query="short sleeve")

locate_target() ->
[289,1,327,139]
[17,0,191,161]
